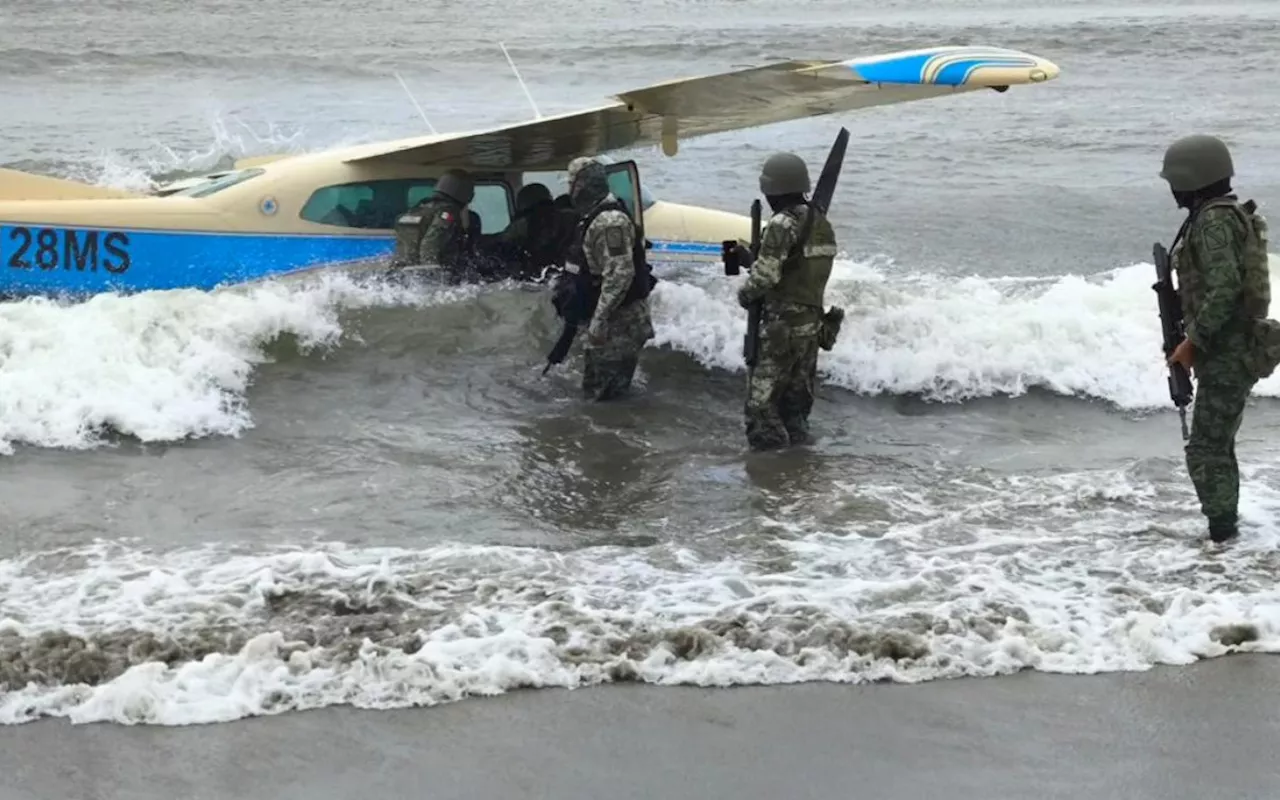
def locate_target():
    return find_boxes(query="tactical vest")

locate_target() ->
[565,198,655,310]
[391,198,467,267]
[766,203,838,309]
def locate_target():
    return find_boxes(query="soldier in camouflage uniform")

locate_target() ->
[390,168,477,276]
[1161,134,1280,543]
[731,152,840,451]
[562,156,655,400]
[486,182,577,280]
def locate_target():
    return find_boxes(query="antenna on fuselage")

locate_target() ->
[393,70,440,134]
[499,41,543,120]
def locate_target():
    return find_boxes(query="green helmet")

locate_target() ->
[567,156,610,211]
[434,168,475,205]
[1159,134,1234,192]
[759,152,811,196]
[516,182,552,213]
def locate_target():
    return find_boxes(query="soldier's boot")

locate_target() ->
[597,357,638,401]
[745,414,790,451]
[782,413,814,446]
[582,351,605,400]
[1208,516,1239,543]
[746,427,789,451]
[788,430,815,446]
[583,355,637,402]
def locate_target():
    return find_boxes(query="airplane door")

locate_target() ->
[604,160,644,234]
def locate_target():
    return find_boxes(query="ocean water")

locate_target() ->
[2,0,1280,725]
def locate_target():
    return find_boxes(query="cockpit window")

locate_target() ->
[298,178,513,232]
[172,168,265,198]
[524,164,656,210]
[594,155,657,209]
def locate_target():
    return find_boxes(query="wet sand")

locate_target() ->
[2,655,1277,800]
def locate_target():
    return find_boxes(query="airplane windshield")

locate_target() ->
[173,168,265,198]
[522,167,656,210]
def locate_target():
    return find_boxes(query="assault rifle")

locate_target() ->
[722,127,850,370]
[1152,240,1193,439]
[722,199,764,365]
[543,266,593,375]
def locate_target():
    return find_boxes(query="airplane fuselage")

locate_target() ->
[0,157,751,298]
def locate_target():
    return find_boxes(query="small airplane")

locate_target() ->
[0,44,1060,300]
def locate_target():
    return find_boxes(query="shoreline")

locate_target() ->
[2,656,1278,800]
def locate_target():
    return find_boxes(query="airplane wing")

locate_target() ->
[344,45,1060,171]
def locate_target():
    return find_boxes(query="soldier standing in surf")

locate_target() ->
[1159,134,1280,543]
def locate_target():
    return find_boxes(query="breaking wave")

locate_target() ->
[0,275,484,455]
[658,256,1280,411]
[4,455,1280,725]
[6,255,1280,455]
[2,114,311,194]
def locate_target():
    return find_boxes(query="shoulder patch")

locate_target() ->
[604,225,626,256]
[1201,219,1231,251]
[440,211,453,222]
[762,217,793,251]
[768,210,796,230]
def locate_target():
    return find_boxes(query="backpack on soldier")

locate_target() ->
[1207,198,1280,379]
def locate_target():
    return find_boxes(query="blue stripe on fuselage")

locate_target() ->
[0,223,726,298]
[0,223,392,295]
[649,240,721,256]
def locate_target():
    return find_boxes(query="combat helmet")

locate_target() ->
[434,168,475,205]
[567,156,610,210]
[1160,134,1234,192]
[516,182,552,213]
[759,152,811,196]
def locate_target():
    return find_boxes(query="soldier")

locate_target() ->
[731,152,840,451]
[486,182,577,280]
[559,156,655,400]
[1160,133,1279,543]
[390,168,477,276]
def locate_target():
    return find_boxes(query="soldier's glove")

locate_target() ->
[819,306,844,351]
[737,285,756,309]
[732,243,755,270]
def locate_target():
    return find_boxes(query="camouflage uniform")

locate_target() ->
[564,157,655,401]
[390,169,475,272]
[1161,134,1280,542]
[736,152,839,450]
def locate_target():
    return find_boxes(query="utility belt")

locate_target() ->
[755,298,845,351]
